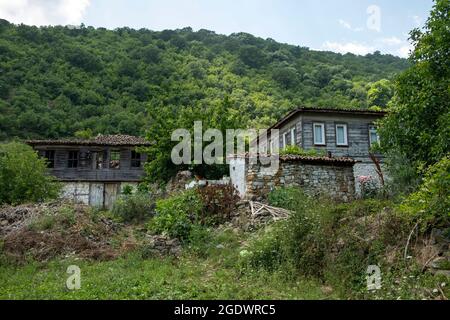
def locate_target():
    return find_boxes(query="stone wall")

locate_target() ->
[246,160,355,202]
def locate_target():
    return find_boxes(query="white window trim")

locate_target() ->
[369,125,380,147]
[335,124,348,146]
[282,132,288,148]
[313,123,326,145]
[290,127,296,145]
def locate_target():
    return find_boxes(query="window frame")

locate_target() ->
[313,122,326,146]
[68,150,79,168]
[282,132,288,148]
[131,150,142,168]
[109,150,121,170]
[335,123,348,147]
[290,127,296,146]
[44,150,55,168]
[369,125,380,147]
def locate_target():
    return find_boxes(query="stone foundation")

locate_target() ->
[245,160,355,202]
[61,182,139,209]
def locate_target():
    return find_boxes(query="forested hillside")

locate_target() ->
[0,19,408,140]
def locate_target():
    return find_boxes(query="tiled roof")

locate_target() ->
[26,134,152,146]
[268,107,386,132]
[230,153,357,166]
[279,154,357,165]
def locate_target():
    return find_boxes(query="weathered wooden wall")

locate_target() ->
[34,145,147,182]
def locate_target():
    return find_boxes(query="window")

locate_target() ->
[369,125,380,147]
[109,150,120,169]
[282,132,288,148]
[44,150,55,168]
[335,124,348,146]
[290,127,296,146]
[313,123,326,145]
[96,151,106,169]
[131,150,141,168]
[68,151,79,168]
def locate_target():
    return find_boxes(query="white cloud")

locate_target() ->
[397,44,413,58]
[338,19,363,32]
[378,36,403,46]
[0,0,91,26]
[322,41,375,56]
[412,15,422,27]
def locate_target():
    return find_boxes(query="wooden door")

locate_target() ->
[89,183,104,207]
[104,183,119,209]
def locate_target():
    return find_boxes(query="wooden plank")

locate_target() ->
[89,183,104,207]
[104,183,119,210]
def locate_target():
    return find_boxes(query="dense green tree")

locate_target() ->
[0,19,408,142]
[367,79,394,109]
[379,0,450,168]
[0,142,60,204]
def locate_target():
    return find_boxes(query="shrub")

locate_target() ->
[400,156,450,229]
[148,190,204,241]
[197,184,239,225]
[28,205,76,231]
[0,142,60,205]
[268,186,311,212]
[111,192,155,223]
[246,187,327,276]
[357,175,379,199]
[280,145,326,157]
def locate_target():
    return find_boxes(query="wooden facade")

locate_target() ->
[31,145,147,182]
[258,108,385,163]
[26,135,150,209]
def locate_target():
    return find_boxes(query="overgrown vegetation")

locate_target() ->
[0,142,60,205]
[148,190,204,241]
[279,145,327,157]
[242,187,449,299]
[379,0,449,172]
[111,191,155,223]
[0,19,406,142]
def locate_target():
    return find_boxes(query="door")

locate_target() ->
[104,183,119,209]
[89,183,104,207]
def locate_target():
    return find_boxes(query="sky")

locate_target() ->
[0,0,434,58]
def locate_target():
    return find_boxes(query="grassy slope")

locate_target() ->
[0,229,333,300]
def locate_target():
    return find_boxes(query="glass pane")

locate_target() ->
[109,151,120,169]
[370,131,378,144]
[337,126,345,144]
[314,125,323,144]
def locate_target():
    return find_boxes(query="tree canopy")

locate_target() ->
[0,20,408,141]
[379,0,450,168]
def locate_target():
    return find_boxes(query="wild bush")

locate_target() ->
[279,145,326,157]
[400,156,450,230]
[244,186,424,297]
[0,142,60,205]
[197,184,239,225]
[268,186,311,212]
[111,192,155,223]
[148,190,204,241]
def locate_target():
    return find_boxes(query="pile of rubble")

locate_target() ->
[425,228,450,277]
[142,234,182,257]
[0,202,59,237]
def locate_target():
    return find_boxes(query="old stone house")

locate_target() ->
[230,107,386,200]
[27,135,150,209]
